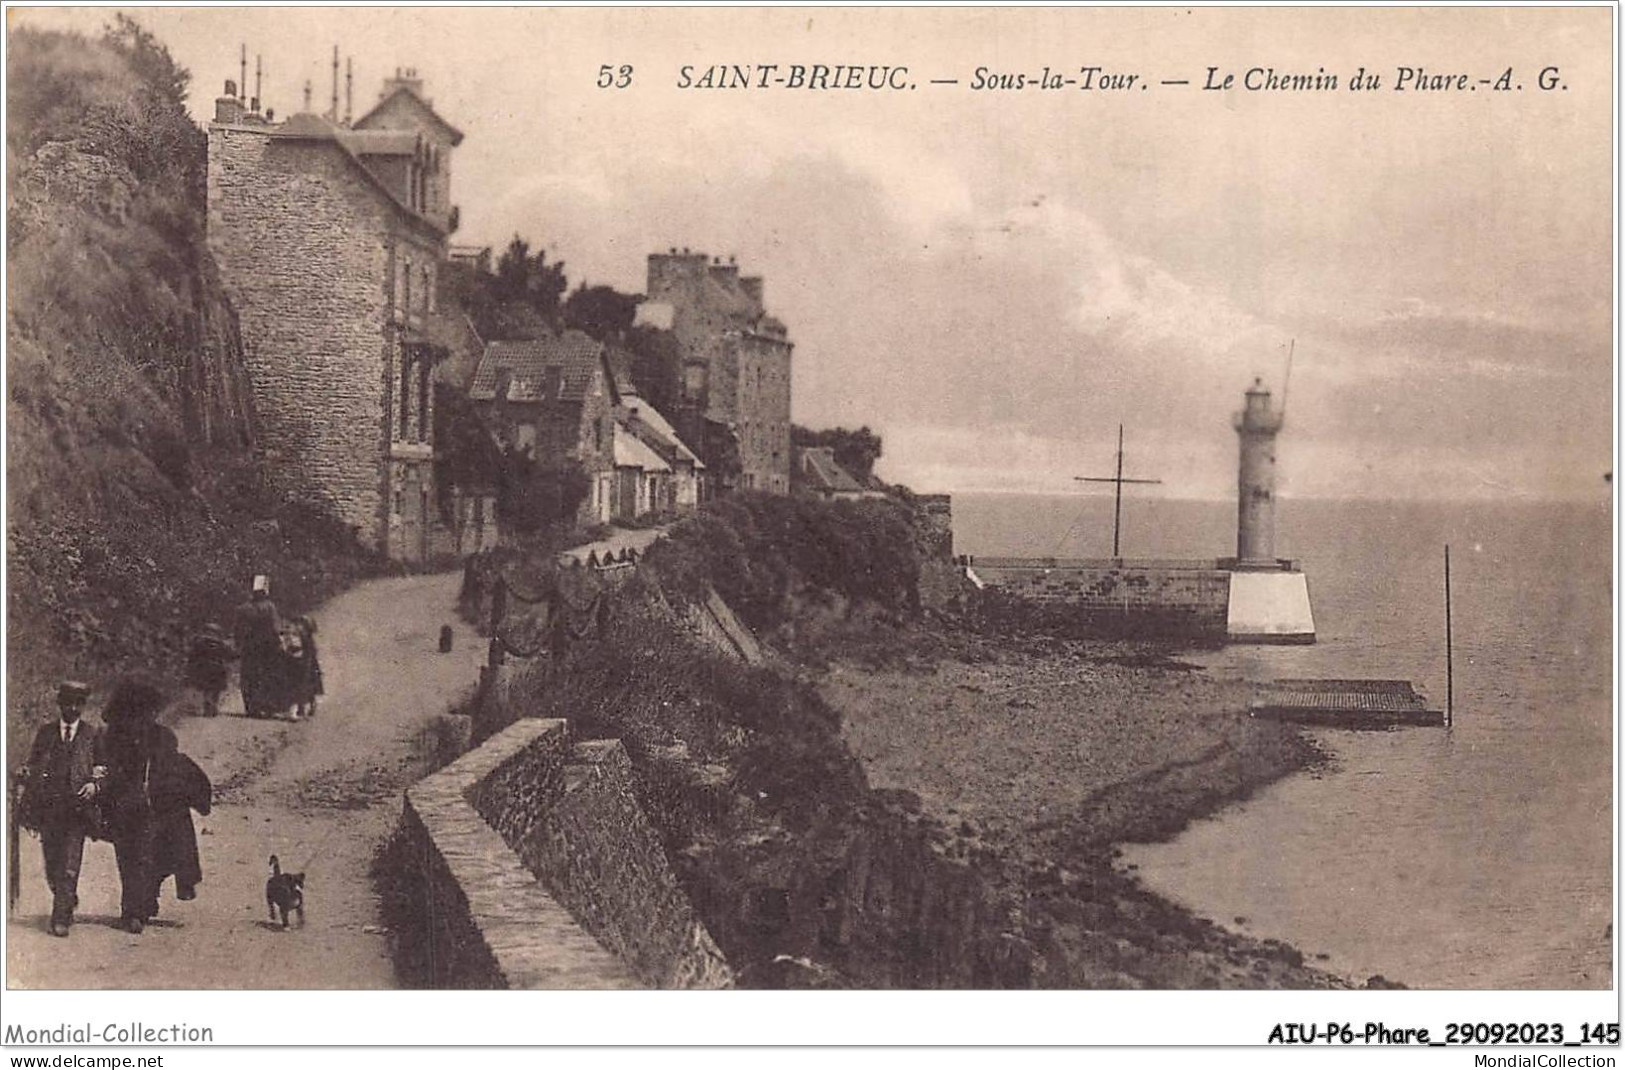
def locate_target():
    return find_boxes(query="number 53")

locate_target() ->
[598,64,633,88]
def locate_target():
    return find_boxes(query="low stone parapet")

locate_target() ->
[401,719,639,989]
[398,716,732,988]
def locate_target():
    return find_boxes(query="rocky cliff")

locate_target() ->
[6,21,381,765]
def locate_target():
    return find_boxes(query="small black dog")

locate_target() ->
[265,855,305,929]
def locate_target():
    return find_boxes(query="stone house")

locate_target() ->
[794,446,885,502]
[205,69,463,563]
[466,332,618,525]
[618,388,705,514]
[637,250,793,495]
[611,423,671,521]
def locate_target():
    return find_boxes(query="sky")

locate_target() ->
[11,6,1615,500]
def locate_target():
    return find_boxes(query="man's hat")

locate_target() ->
[57,681,90,704]
[252,574,271,594]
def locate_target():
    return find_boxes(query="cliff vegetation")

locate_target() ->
[478,491,1342,987]
[6,20,384,764]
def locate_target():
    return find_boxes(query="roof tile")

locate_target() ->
[469,333,606,403]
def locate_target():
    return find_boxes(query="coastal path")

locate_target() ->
[6,571,486,989]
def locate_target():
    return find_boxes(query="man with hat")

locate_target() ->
[16,681,105,936]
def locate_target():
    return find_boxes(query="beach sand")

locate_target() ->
[819,639,1373,988]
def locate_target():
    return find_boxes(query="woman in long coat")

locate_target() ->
[147,730,211,901]
[100,678,190,933]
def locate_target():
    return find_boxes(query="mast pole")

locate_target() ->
[1280,338,1296,417]
[1445,544,1454,727]
[1113,424,1124,558]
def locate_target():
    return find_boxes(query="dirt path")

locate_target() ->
[6,571,486,989]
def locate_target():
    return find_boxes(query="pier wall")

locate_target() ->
[967,558,1233,641]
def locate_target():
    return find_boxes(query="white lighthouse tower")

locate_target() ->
[1223,376,1315,643]
[1234,377,1283,565]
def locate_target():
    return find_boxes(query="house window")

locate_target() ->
[421,266,431,315]
[683,362,707,402]
[399,350,412,438]
[594,417,604,452]
[403,260,412,315]
[418,361,431,443]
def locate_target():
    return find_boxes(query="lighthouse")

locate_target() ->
[1234,377,1284,566]
[1221,375,1315,643]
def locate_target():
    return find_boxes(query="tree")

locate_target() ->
[623,326,682,413]
[496,449,590,537]
[494,235,568,326]
[432,384,504,521]
[104,14,189,113]
[563,284,640,341]
[791,425,883,482]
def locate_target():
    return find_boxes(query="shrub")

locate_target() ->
[642,492,922,632]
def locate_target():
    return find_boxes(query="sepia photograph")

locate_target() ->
[0,2,1616,1053]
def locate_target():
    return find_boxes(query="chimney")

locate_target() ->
[254,53,262,109]
[345,57,353,125]
[382,66,426,100]
[709,258,740,287]
[215,80,244,124]
[239,45,247,103]
[330,45,339,121]
[303,79,313,112]
[739,276,764,307]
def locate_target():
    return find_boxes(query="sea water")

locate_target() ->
[952,492,1612,988]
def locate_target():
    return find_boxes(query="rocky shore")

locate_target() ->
[819,637,1381,988]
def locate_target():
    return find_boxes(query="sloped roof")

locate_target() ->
[703,274,760,322]
[620,396,704,468]
[342,129,420,157]
[800,448,866,494]
[613,423,671,473]
[353,85,465,145]
[468,332,606,403]
[263,113,443,237]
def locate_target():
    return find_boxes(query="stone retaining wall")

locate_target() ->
[401,719,639,988]
[477,738,732,988]
[399,717,731,988]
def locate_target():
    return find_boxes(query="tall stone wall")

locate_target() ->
[208,126,390,542]
[208,123,447,555]
[737,331,792,493]
[971,561,1232,641]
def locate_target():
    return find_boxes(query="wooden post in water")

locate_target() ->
[1444,544,1454,727]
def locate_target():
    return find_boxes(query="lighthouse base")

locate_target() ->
[1226,569,1316,644]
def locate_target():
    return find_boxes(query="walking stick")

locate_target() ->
[8,779,23,910]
